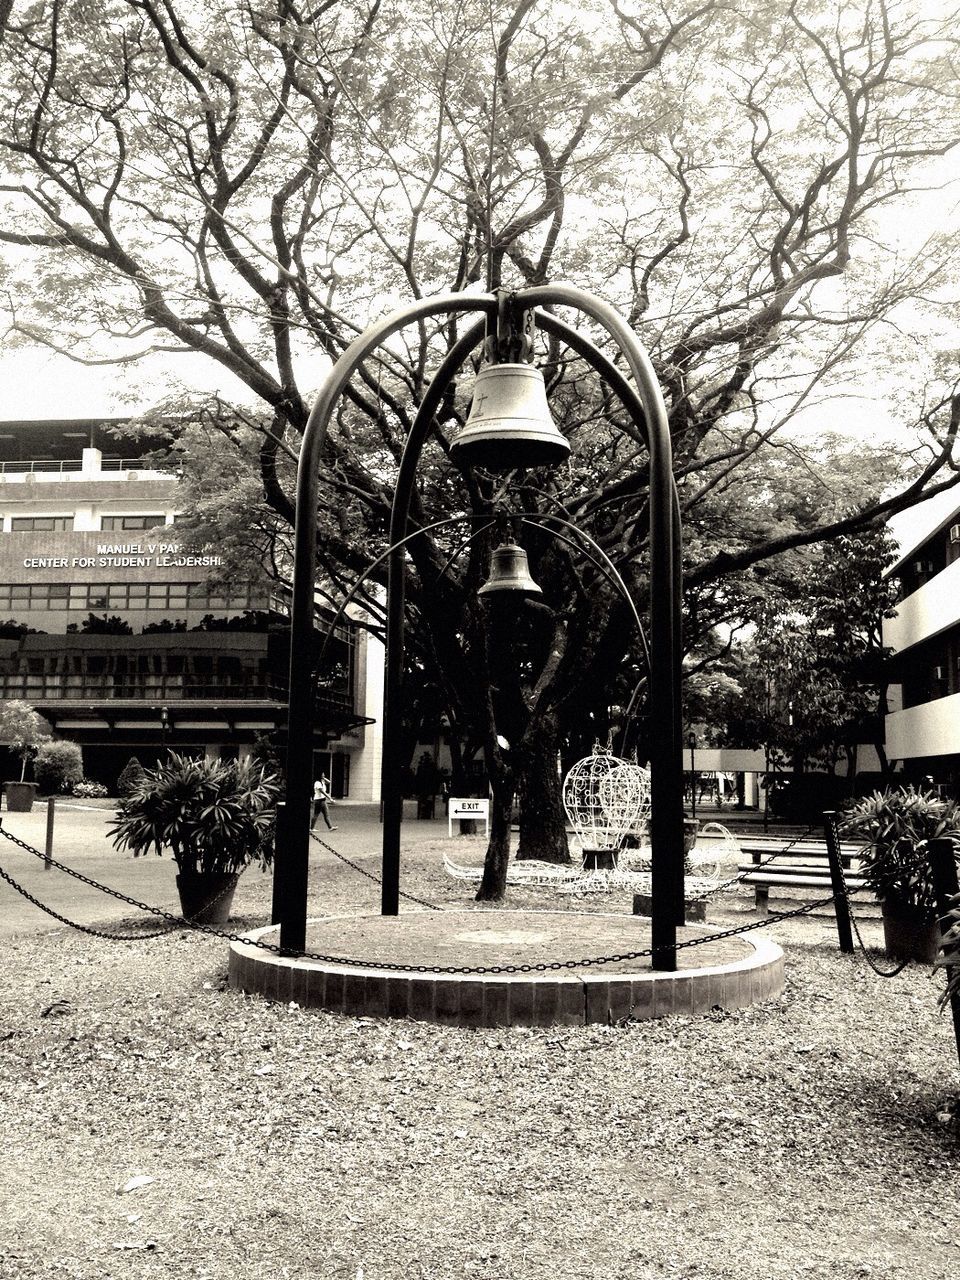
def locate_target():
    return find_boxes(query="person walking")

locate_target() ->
[311,774,337,831]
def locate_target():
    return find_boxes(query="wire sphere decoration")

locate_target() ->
[598,762,652,847]
[562,748,649,856]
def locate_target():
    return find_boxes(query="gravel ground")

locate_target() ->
[1,815,959,1279]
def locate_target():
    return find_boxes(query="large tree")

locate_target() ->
[2,0,960,896]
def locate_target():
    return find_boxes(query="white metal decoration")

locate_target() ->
[562,747,650,863]
[599,762,652,851]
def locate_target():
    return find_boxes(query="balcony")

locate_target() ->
[885,691,960,761]
[0,455,166,485]
[884,556,960,654]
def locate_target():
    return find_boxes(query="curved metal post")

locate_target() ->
[279,295,494,951]
[285,284,681,971]
[517,284,683,968]
[381,318,491,913]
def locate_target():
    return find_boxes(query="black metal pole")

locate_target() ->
[516,284,684,971]
[44,795,55,871]
[822,810,854,955]
[280,294,490,952]
[381,319,490,914]
[929,836,960,1072]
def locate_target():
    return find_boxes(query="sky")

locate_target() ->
[1,2,958,436]
[0,344,263,421]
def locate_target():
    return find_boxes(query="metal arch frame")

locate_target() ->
[278,285,683,970]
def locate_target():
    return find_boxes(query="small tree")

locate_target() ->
[117,756,146,796]
[33,740,83,794]
[0,700,52,780]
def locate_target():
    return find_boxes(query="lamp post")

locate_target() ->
[277,285,684,968]
[160,705,170,759]
[687,732,697,822]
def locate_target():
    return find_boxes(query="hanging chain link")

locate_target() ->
[0,821,836,975]
[682,822,819,904]
[308,828,443,911]
[824,813,909,979]
[0,823,244,940]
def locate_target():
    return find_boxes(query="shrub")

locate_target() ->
[117,756,146,795]
[108,752,280,874]
[73,780,109,799]
[839,786,960,913]
[33,740,83,794]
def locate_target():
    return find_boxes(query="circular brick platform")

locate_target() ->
[229,911,784,1026]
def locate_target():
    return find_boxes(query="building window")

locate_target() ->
[100,514,167,531]
[10,516,73,531]
[0,582,269,612]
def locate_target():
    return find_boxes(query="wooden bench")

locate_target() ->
[737,839,870,914]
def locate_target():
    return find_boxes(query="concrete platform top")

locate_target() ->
[229,910,784,1025]
[276,909,758,975]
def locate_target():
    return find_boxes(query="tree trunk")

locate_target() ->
[516,718,570,864]
[475,774,514,902]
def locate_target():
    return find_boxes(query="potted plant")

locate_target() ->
[0,699,52,811]
[839,786,960,963]
[108,752,280,925]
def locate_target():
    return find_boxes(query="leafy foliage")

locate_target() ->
[33,740,83,794]
[117,756,146,796]
[839,787,960,913]
[0,700,52,779]
[66,613,133,636]
[712,522,899,773]
[109,752,280,875]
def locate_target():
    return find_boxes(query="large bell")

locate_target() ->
[450,363,570,472]
[478,541,543,598]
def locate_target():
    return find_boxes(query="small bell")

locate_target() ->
[478,541,543,598]
[450,363,570,472]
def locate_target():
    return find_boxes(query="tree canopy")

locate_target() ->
[3,0,960,894]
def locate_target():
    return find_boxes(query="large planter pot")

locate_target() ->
[4,781,38,812]
[175,870,239,926]
[880,898,941,965]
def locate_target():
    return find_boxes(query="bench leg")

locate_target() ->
[755,885,769,916]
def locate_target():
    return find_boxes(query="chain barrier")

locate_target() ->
[308,828,443,912]
[0,822,245,941]
[0,859,181,941]
[824,814,910,979]
[682,822,819,904]
[0,821,837,974]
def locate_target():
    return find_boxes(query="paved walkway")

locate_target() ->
[0,801,454,939]
[0,799,784,940]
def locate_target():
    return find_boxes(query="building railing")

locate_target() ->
[0,457,154,475]
[0,673,356,710]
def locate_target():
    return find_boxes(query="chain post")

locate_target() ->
[929,836,960,1072]
[44,795,55,872]
[822,810,854,954]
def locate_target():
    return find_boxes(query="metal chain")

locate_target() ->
[683,822,819,904]
[824,814,909,979]
[0,818,835,974]
[308,829,443,912]
[0,823,244,939]
[0,860,180,941]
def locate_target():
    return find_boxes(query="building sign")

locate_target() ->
[23,543,223,570]
[448,797,490,836]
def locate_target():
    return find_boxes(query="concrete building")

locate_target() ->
[884,486,960,791]
[0,419,383,797]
